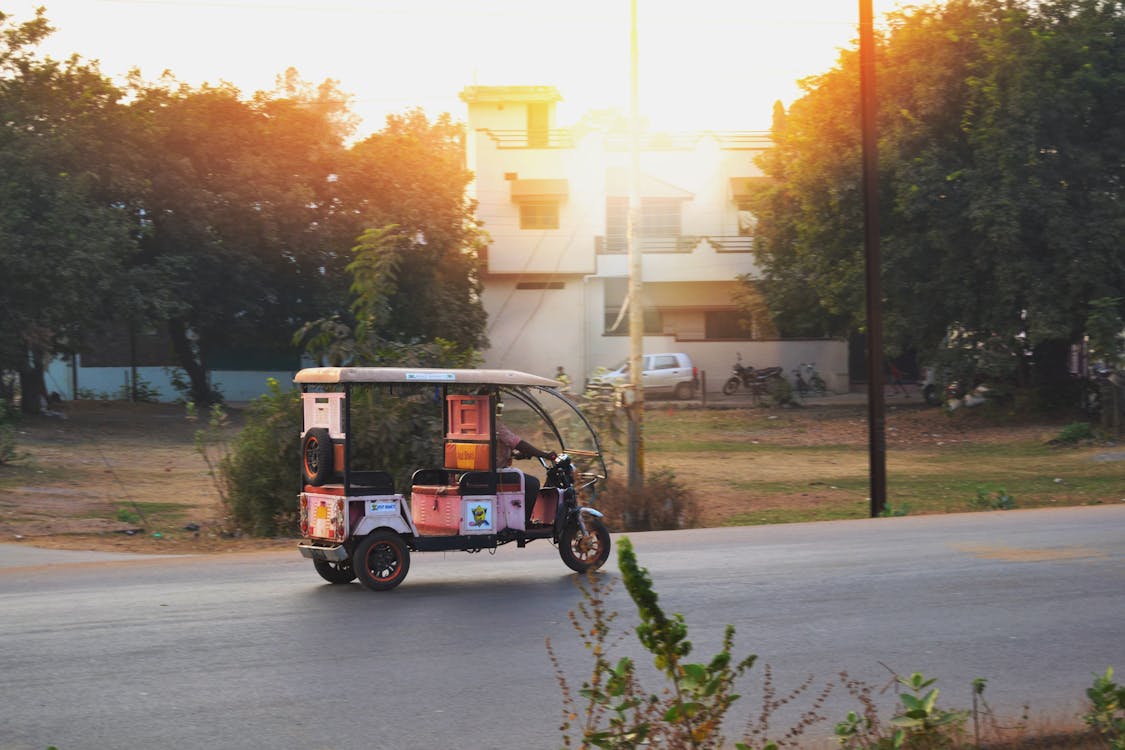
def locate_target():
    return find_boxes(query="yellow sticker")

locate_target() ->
[316,504,328,519]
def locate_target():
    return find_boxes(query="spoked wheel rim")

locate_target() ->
[354,531,410,591]
[559,517,611,573]
[303,437,323,475]
[568,529,603,564]
[362,541,402,582]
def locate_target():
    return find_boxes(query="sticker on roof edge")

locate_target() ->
[405,372,457,381]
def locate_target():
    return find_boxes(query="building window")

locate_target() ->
[640,199,682,237]
[737,201,758,237]
[705,310,751,340]
[527,103,549,148]
[605,198,683,252]
[603,277,662,335]
[519,200,559,230]
[515,281,565,290]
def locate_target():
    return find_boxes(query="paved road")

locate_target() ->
[1,506,1123,750]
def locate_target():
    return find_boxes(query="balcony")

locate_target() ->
[595,235,754,254]
[484,129,576,149]
[480,129,772,151]
[603,130,772,151]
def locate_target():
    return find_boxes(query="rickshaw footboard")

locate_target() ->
[298,542,349,562]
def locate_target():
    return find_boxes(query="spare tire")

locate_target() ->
[301,428,334,486]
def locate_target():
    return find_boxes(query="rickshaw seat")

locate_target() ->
[411,468,451,487]
[497,470,524,492]
[458,471,496,495]
[348,470,394,495]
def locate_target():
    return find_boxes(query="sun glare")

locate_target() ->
[13,0,903,136]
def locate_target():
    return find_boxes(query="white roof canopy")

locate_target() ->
[294,367,559,388]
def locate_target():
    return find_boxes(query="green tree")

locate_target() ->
[223,111,487,534]
[297,109,488,365]
[745,0,1125,397]
[125,71,355,404]
[0,8,137,412]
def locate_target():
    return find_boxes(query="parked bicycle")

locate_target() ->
[793,362,828,398]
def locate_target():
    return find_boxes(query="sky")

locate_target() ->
[9,0,906,138]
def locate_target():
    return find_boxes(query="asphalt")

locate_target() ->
[0,544,185,569]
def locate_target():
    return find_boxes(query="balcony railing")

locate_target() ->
[484,129,576,149]
[603,131,772,151]
[595,235,754,254]
[479,129,772,151]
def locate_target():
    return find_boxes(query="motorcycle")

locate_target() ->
[722,353,784,396]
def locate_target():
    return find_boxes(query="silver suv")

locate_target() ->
[591,353,699,400]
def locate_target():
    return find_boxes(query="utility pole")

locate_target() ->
[859,0,887,516]
[626,0,645,491]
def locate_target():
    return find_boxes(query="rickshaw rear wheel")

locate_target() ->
[559,517,611,573]
[301,428,333,486]
[354,530,411,591]
[313,558,356,584]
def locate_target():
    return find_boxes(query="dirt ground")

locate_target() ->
[0,398,1102,554]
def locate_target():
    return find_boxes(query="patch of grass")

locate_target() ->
[0,460,72,488]
[102,501,189,526]
[725,503,872,525]
[690,425,1124,525]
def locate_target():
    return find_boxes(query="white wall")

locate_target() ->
[46,359,298,403]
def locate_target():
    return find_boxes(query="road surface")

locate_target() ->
[1,505,1123,749]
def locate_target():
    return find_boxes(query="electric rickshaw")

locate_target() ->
[294,367,611,591]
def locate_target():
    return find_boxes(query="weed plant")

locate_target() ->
[550,540,1122,750]
[969,486,1016,511]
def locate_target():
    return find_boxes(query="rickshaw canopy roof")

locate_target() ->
[294,366,559,388]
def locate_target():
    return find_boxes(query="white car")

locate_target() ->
[591,353,699,400]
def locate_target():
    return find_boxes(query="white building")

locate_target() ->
[461,85,847,393]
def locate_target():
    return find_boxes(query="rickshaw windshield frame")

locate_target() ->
[501,385,608,481]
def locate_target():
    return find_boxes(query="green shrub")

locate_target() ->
[969,486,1015,511]
[767,376,795,406]
[1084,667,1125,750]
[1054,422,1096,445]
[594,468,700,532]
[835,671,967,749]
[880,503,911,517]
[220,379,302,536]
[114,376,162,403]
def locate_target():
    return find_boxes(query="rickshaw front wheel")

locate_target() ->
[559,517,611,573]
[354,531,411,591]
[313,558,356,584]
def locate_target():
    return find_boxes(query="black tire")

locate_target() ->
[301,428,333,486]
[721,377,740,396]
[922,384,939,406]
[313,558,356,584]
[353,530,411,591]
[558,516,611,573]
[675,381,696,400]
[811,375,828,396]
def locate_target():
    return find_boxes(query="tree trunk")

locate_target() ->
[18,347,48,415]
[1031,338,1074,410]
[167,317,217,405]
